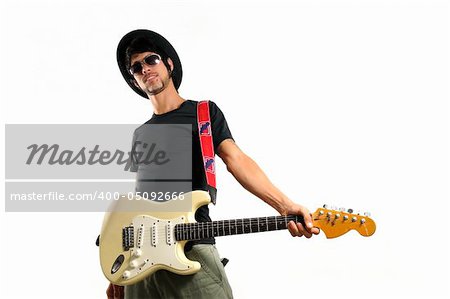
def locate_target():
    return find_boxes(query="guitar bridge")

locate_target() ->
[122,226,135,251]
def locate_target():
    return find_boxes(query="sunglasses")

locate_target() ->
[129,54,162,75]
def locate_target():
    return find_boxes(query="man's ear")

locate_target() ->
[167,58,174,72]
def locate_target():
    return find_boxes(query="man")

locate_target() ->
[108,29,319,299]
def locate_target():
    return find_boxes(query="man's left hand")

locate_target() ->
[286,203,320,238]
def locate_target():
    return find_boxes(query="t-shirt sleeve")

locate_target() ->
[209,101,234,152]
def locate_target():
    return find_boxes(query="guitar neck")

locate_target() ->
[175,215,303,241]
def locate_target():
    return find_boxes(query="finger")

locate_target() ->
[288,221,300,237]
[299,208,314,231]
[293,205,313,231]
[312,227,320,235]
[296,222,311,238]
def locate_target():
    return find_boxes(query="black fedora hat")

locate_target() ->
[117,29,183,99]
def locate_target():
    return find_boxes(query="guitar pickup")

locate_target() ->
[166,223,174,245]
[122,226,135,251]
[152,222,158,247]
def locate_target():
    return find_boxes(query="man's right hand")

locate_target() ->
[106,283,124,299]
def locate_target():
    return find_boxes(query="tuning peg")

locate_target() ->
[364,212,371,217]
[323,204,329,209]
[347,208,354,213]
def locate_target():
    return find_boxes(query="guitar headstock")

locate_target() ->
[312,206,376,238]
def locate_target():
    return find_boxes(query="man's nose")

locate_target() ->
[141,63,152,74]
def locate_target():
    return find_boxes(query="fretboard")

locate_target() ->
[175,215,304,241]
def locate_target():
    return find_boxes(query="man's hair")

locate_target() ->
[125,37,172,74]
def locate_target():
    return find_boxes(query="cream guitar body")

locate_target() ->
[99,191,376,286]
[99,191,210,286]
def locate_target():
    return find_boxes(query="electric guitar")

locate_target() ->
[99,191,376,286]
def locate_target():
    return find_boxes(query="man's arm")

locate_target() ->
[217,139,319,238]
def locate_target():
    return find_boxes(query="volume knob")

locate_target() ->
[122,271,131,279]
[134,249,142,257]
[130,260,139,268]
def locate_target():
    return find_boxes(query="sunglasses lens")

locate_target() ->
[129,54,161,75]
[129,63,142,75]
[144,54,161,66]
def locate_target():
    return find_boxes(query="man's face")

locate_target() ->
[130,51,172,96]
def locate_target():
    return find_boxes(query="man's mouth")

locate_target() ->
[144,74,158,83]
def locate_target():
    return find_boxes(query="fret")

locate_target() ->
[270,216,277,231]
[222,220,225,236]
[222,220,226,236]
[258,217,265,232]
[221,220,225,236]
[236,218,243,234]
[225,220,229,235]
[215,221,219,237]
[216,221,219,236]
[250,218,257,233]
[278,216,285,230]
[243,218,250,234]
[211,221,215,237]
[175,214,301,241]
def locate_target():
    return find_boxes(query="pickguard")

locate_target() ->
[121,215,189,281]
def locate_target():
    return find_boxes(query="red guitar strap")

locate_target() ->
[197,100,217,204]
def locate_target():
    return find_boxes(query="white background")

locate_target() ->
[1,0,449,298]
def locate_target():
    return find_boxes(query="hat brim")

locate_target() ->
[117,29,183,99]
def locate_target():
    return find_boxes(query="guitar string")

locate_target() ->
[123,217,363,239]
[123,218,320,239]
